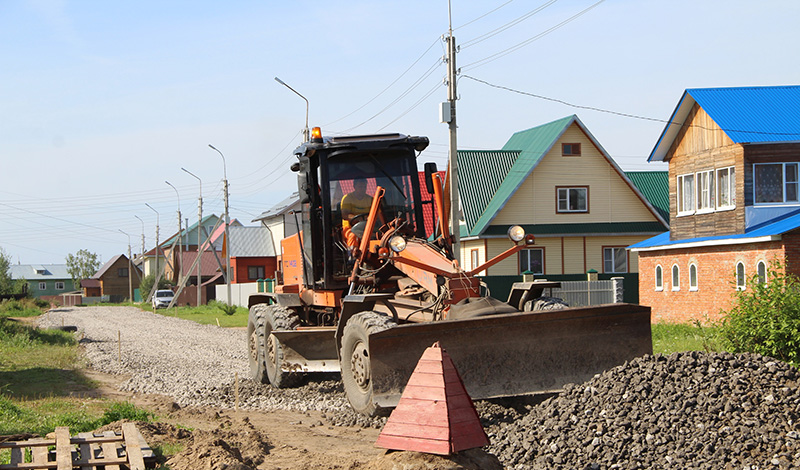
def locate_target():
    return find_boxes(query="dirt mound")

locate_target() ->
[166,417,272,470]
[363,448,503,470]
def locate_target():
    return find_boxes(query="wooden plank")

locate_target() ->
[135,428,154,460]
[54,427,71,470]
[77,432,93,470]
[121,424,146,470]
[9,446,23,464]
[31,443,48,464]
[100,431,121,470]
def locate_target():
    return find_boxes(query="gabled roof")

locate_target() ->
[457,150,520,233]
[9,264,71,281]
[227,226,276,257]
[92,254,127,279]
[625,171,670,223]
[163,214,220,246]
[253,192,300,223]
[630,208,800,252]
[649,85,800,162]
[461,115,666,236]
[179,251,223,276]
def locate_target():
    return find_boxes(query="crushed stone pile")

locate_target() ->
[484,352,800,469]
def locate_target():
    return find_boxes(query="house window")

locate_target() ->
[118,268,129,278]
[248,266,265,280]
[519,248,544,275]
[655,265,663,291]
[754,163,800,204]
[689,263,698,291]
[757,260,767,284]
[557,187,588,213]
[603,247,627,273]
[696,170,715,212]
[671,265,680,291]
[677,174,695,215]
[562,143,581,156]
[716,166,736,209]
[470,249,479,271]
[55,282,65,290]
[38,282,46,291]
[736,262,746,290]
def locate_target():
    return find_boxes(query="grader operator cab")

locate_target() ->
[247,128,652,416]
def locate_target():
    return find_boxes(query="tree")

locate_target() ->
[139,273,173,301]
[65,249,101,290]
[0,247,16,295]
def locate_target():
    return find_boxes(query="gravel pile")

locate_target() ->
[485,352,800,469]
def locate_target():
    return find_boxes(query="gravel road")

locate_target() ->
[38,306,800,469]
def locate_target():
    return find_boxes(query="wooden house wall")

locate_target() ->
[667,104,745,240]
[743,143,800,206]
[99,257,140,298]
[493,124,658,226]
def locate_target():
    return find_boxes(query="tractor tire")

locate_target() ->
[339,311,396,417]
[248,303,302,388]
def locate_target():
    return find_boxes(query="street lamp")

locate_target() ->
[208,144,232,307]
[275,77,310,142]
[119,229,133,302]
[145,203,160,285]
[134,215,145,265]
[182,167,203,306]
[165,181,183,286]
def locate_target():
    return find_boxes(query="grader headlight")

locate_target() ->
[508,225,526,243]
[389,235,407,253]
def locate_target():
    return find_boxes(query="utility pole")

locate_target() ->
[446,1,461,259]
[119,229,133,302]
[145,203,160,283]
[182,167,203,306]
[165,181,183,287]
[134,215,145,264]
[209,144,233,307]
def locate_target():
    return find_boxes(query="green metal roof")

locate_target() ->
[469,115,578,236]
[625,171,670,223]
[456,150,520,231]
[482,222,668,237]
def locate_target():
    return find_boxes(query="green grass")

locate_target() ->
[146,300,249,327]
[0,298,49,318]
[651,322,723,355]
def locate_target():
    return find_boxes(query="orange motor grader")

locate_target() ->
[247,128,652,416]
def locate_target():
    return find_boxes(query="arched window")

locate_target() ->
[655,265,663,291]
[757,261,767,284]
[736,262,746,290]
[672,264,680,291]
[689,263,698,291]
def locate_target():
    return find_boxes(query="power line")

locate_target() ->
[460,0,558,49]
[454,0,517,31]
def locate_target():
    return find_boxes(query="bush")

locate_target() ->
[719,260,800,366]
[139,274,173,302]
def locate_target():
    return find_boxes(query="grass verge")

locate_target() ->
[146,300,249,327]
[652,321,722,355]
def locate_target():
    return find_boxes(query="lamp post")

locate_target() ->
[145,203,160,283]
[182,167,203,306]
[208,144,232,307]
[165,181,183,286]
[119,229,133,302]
[275,77,310,142]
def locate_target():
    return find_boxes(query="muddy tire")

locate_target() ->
[248,303,302,387]
[339,311,396,416]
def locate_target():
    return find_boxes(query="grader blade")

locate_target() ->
[367,303,652,408]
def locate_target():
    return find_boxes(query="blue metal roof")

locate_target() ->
[650,85,800,162]
[629,208,800,250]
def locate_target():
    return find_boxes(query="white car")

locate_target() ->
[152,289,175,309]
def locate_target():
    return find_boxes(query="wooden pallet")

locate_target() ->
[0,423,153,470]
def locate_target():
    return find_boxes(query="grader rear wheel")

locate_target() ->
[339,311,396,417]
[248,303,302,388]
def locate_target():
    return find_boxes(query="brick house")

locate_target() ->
[457,115,668,288]
[630,86,800,323]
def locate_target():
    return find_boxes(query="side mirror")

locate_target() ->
[424,162,438,194]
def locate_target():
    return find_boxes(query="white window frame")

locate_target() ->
[55,281,65,290]
[754,163,800,205]
[655,265,663,291]
[677,174,695,216]
[716,166,736,210]
[696,170,715,213]
[519,248,544,275]
[757,260,767,284]
[38,282,46,291]
[603,247,628,274]
[556,187,588,213]
[671,265,680,291]
[470,249,479,271]
[736,262,746,290]
[689,263,698,291]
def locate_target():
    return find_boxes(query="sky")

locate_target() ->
[1,0,799,265]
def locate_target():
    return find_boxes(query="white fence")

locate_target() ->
[552,278,624,307]
[215,282,259,308]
